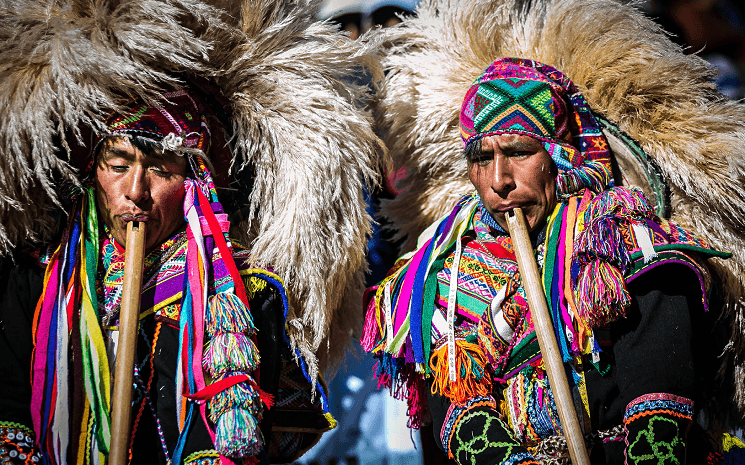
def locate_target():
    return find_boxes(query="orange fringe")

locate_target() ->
[429,339,492,404]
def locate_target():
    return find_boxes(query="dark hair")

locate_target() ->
[95,134,193,178]
[464,137,483,163]
[128,134,163,156]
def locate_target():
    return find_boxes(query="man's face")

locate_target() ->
[95,137,188,252]
[467,134,558,234]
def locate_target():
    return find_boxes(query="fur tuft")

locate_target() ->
[371,0,745,415]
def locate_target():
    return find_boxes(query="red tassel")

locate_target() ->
[246,377,275,409]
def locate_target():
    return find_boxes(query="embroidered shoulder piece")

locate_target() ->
[573,186,728,328]
[0,423,42,465]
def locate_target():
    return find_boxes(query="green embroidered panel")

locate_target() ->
[453,410,522,465]
[626,415,686,464]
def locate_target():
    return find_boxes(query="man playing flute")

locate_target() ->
[0,1,382,463]
[362,1,745,463]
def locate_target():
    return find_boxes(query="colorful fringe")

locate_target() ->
[30,187,110,465]
[572,188,643,327]
[361,187,725,441]
[429,339,492,404]
[177,156,264,463]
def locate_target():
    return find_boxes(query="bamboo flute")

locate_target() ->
[506,208,591,465]
[109,221,147,465]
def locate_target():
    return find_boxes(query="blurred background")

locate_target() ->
[292,1,745,464]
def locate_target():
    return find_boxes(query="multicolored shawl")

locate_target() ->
[361,187,728,434]
[100,229,188,327]
[459,57,613,198]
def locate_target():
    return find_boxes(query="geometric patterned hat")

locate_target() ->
[460,57,613,198]
[95,87,212,157]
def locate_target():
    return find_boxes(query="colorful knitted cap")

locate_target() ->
[97,87,211,156]
[460,57,613,197]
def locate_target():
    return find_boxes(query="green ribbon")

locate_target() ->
[79,187,111,456]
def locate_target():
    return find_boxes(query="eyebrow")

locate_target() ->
[103,147,136,160]
[482,139,538,154]
[101,146,180,164]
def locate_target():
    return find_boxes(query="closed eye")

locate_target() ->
[150,167,173,178]
[472,155,493,166]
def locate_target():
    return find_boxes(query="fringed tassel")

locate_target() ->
[204,291,264,459]
[575,215,630,272]
[574,261,631,327]
[206,292,255,337]
[582,186,654,221]
[256,386,274,410]
[572,187,653,328]
[375,352,405,389]
[203,332,261,377]
[214,408,264,458]
[208,374,263,423]
[429,339,492,404]
[370,354,427,429]
[361,297,382,352]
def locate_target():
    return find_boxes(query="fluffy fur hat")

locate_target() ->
[370,0,745,417]
[0,0,383,381]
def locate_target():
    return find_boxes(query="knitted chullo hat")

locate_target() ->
[460,57,613,198]
[95,88,213,158]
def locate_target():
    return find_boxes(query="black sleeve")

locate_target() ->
[0,255,45,464]
[0,255,45,426]
[586,263,703,430]
[426,379,539,465]
[586,263,704,465]
[249,283,284,441]
[613,263,699,402]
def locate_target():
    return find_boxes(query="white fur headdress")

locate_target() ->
[371,0,745,416]
[0,0,383,380]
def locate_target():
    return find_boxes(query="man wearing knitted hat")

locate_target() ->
[0,88,337,465]
[362,57,737,464]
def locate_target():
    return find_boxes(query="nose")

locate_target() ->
[491,154,515,195]
[126,166,150,205]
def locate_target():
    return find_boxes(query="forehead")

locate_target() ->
[98,137,185,165]
[480,133,544,151]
